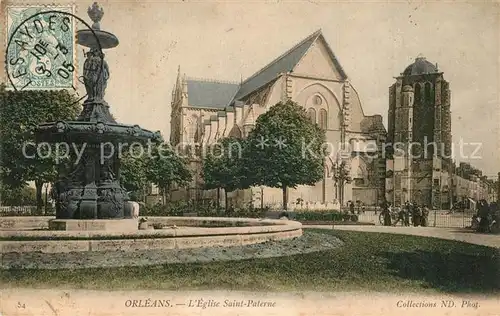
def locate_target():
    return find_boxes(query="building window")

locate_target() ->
[319,109,328,129]
[425,82,432,103]
[187,115,198,141]
[150,184,159,195]
[307,108,316,124]
[414,84,421,104]
[355,178,365,186]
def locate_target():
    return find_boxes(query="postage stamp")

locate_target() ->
[5,5,76,90]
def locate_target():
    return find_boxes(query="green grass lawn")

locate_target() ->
[1,229,498,293]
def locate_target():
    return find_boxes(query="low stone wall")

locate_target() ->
[0,217,302,254]
[0,216,55,230]
[0,216,286,230]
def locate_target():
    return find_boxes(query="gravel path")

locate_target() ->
[0,231,343,270]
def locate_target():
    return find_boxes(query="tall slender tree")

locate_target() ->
[145,143,192,205]
[120,151,148,202]
[202,137,246,210]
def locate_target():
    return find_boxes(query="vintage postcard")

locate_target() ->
[0,0,499,315]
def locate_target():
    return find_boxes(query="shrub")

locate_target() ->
[140,203,184,216]
[294,211,359,222]
[140,201,269,219]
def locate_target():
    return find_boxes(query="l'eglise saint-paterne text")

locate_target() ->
[188,298,276,309]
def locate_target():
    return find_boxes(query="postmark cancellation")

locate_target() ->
[5,4,76,90]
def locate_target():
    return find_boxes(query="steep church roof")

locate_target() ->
[185,79,240,109]
[182,30,348,109]
[232,29,348,101]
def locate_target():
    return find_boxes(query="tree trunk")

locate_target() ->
[162,188,167,206]
[44,184,48,215]
[261,187,264,210]
[216,188,220,208]
[224,189,228,212]
[339,181,344,211]
[165,184,172,205]
[282,185,288,210]
[35,180,43,214]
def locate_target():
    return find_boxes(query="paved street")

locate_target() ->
[303,224,500,248]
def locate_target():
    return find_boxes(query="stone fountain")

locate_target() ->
[35,2,162,231]
[0,2,303,262]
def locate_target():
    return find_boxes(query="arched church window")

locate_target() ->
[424,82,432,103]
[187,115,198,142]
[319,109,328,129]
[307,108,316,124]
[414,84,421,104]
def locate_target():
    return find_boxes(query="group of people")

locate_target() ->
[347,200,365,215]
[380,201,430,227]
[472,200,498,233]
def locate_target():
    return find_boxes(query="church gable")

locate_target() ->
[292,36,345,80]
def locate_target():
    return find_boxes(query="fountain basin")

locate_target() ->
[0,217,302,253]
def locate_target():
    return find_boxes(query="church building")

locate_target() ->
[168,30,386,209]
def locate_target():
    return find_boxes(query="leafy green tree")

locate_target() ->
[120,150,148,202]
[0,84,80,211]
[0,186,37,206]
[145,143,192,205]
[244,100,326,210]
[202,137,246,210]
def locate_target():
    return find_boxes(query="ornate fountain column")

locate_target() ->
[76,2,120,219]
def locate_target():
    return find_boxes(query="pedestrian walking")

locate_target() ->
[403,202,411,226]
[404,205,410,227]
[412,203,421,227]
[349,201,355,215]
[382,203,392,226]
[392,205,404,226]
[478,200,490,233]
[421,205,429,227]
